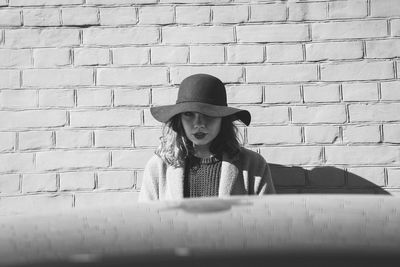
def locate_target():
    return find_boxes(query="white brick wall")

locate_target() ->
[0,0,399,207]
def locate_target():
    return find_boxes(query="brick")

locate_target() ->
[23,69,93,88]
[39,89,74,108]
[320,61,394,81]
[266,44,303,62]
[249,3,286,22]
[306,41,363,61]
[59,172,95,191]
[329,0,367,19]
[0,49,31,68]
[383,124,400,143]
[112,149,154,169]
[226,85,262,104]
[97,67,167,86]
[392,19,400,36]
[342,82,378,101]
[76,89,111,107]
[0,194,73,214]
[303,84,340,103]
[135,170,143,189]
[170,66,242,84]
[0,90,37,109]
[23,8,60,26]
[152,87,178,105]
[163,26,233,44]
[70,110,141,127]
[0,0,7,6]
[0,70,20,89]
[0,132,15,152]
[176,6,210,24]
[87,0,156,4]
[227,45,263,63]
[343,125,381,143]
[325,146,400,165]
[0,153,34,172]
[62,7,98,26]
[292,105,346,124]
[381,81,400,100]
[112,47,149,65]
[366,39,400,58]
[312,20,388,40]
[304,126,339,144]
[97,171,135,190]
[190,45,224,64]
[83,27,159,46]
[134,128,161,147]
[10,0,83,6]
[74,48,109,66]
[143,109,161,126]
[264,85,301,104]
[114,88,150,107]
[246,106,289,124]
[260,146,323,165]
[74,192,138,209]
[139,6,174,25]
[56,130,92,148]
[288,2,327,21]
[36,150,109,171]
[33,48,71,68]
[349,103,400,122]
[100,7,137,26]
[387,168,400,187]
[347,167,385,187]
[94,129,132,148]
[212,5,248,24]
[237,24,309,42]
[5,29,80,48]
[19,131,53,150]
[0,110,66,130]
[0,9,21,26]
[247,126,302,145]
[371,0,400,17]
[0,174,20,194]
[269,164,305,186]
[151,46,188,64]
[246,64,317,83]
[22,173,57,193]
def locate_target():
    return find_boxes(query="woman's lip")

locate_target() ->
[193,132,207,139]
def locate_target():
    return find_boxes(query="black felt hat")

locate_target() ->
[150,74,251,126]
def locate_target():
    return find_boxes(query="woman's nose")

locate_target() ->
[193,113,205,127]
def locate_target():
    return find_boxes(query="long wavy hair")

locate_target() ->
[155,114,242,167]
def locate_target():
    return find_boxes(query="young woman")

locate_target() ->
[139,74,275,201]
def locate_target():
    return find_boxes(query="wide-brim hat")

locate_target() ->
[150,74,251,126]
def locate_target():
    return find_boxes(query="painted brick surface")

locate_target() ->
[0,0,399,207]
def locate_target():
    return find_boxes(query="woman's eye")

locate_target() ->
[183,112,193,117]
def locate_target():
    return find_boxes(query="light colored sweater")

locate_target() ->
[138,147,276,202]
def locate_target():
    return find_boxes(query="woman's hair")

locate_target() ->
[155,114,242,167]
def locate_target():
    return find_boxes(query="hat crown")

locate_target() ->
[176,74,227,106]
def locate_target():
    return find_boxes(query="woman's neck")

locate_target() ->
[193,145,213,158]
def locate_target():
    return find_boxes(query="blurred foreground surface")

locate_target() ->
[1,195,400,267]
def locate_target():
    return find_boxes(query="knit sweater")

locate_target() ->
[184,155,222,198]
[138,147,276,202]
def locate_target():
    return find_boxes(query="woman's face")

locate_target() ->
[180,112,222,150]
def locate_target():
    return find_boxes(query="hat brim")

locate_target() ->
[150,102,251,126]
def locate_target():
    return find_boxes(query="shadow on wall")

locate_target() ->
[270,164,390,195]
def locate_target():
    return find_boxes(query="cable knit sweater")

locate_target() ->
[138,147,276,202]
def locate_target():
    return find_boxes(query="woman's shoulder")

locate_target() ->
[237,147,267,165]
[145,153,166,168]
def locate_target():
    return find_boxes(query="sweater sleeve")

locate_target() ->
[260,162,276,194]
[138,155,161,202]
